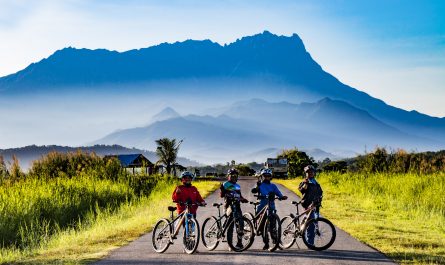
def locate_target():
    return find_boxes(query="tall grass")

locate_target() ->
[0,175,135,250]
[278,172,445,264]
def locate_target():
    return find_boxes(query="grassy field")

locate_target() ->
[0,177,219,264]
[276,172,445,265]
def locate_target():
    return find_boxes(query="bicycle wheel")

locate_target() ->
[227,216,254,252]
[263,213,281,252]
[242,212,256,249]
[302,217,336,251]
[280,216,297,249]
[152,218,172,253]
[183,217,200,254]
[201,216,220,250]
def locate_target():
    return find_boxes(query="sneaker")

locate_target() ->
[262,243,269,250]
[236,242,244,249]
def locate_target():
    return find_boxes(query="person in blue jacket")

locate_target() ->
[251,168,287,250]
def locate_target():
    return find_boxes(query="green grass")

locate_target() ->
[0,178,219,264]
[276,172,445,265]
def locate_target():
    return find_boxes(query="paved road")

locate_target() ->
[95,177,395,265]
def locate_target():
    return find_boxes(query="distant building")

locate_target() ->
[104,154,153,175]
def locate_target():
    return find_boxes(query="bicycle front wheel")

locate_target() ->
[263,213,281,252]
[280,216,297,249]
[152,218,172,253]
[227,216,254,252]
[201,216,220,250]
[302,217,336,251]
[183,217,200,254]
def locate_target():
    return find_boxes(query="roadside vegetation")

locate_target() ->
[0,139,219,264]
[276,147,445,265]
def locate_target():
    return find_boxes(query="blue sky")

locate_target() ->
[1,0,444,116]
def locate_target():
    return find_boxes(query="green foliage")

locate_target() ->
[0,156,8,184]
[235,164,255,176]
[155,138,182,175]
[278,148,315,178]
[9,155,24,182]
[349,147,445,174]
[322,160,347,173]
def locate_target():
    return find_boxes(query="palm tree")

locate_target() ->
[155,138,183,175]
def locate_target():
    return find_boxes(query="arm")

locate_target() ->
[194,187,206,205]
[172,186,180,202]
[251,181,261,194]
[219,183,226,198]
[273,184,287,200]
[298,180,308,194]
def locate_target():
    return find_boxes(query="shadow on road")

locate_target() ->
[97,249,394,265]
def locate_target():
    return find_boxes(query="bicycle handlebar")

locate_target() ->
[254,194,285,201]
[173,201,206,207]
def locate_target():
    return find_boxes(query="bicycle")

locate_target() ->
[280,197,336,251]
[201,193,254,252]
[152,200,204,254]
[243,192,283,251]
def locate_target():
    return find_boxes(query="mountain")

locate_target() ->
[1,31,444,157]
[0,145,201,170]
[150,107,181,122]
[93,98,439,164]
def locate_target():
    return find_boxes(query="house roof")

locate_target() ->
[105,154,153,167]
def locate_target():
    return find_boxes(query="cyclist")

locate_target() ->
[220,168,249,248]
[298,165,323,246]
[172,171,206,218]
[251,168,288,250]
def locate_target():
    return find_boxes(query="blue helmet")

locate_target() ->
[180,171,194,179]
[260,168,273,177]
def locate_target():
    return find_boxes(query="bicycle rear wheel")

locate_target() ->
[183,217,200,254]
[152,218,171,253]
[201,216,220,250]
[227,216,254,252]
[302,217,336,251]
[280,216,297,249]
[263,213,281,252]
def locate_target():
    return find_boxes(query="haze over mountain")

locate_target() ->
[1,31,444,164]
[93,98,440,164]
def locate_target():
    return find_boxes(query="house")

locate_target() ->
[104,154,154,175]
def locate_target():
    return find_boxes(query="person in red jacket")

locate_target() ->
[172,171,206,217]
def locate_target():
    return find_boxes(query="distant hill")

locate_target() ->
[93,98,438,164]
[0,145,201,170]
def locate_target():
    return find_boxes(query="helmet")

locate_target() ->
[180,171,194,179]
[260,168,273,177]
[304,165,315,173]
[227,168,239,176]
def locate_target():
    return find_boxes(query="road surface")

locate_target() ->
[95,177,395,265]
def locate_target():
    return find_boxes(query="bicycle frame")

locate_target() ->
[162,203,196,243]
[289,200,320,235]
[213,202,242,239]
[249,195,279,234]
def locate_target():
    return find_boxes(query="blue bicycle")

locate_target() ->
[152,200,204,254]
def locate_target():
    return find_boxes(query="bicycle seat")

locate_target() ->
[292,201,301,205]
[213,203,223,207]
[168,206,177,212]
[250,201,260,206]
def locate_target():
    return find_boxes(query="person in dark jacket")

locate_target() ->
[298,165,323,246]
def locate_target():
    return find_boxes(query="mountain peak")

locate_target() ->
[151,107,180,122]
